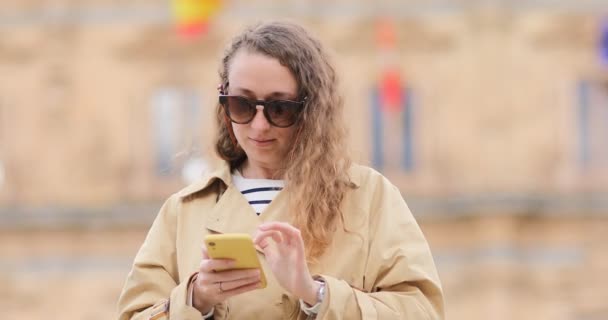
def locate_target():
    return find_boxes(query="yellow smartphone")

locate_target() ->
[204,233,267,288]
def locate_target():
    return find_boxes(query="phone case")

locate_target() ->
[204,233,267,288]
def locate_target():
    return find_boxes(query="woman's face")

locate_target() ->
[227,49,299,170]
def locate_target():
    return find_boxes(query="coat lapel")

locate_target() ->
[204,184,261,235]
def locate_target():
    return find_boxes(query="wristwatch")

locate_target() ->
[315,279,326,305]
[300,279,326,315]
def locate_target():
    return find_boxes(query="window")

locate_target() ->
[150,86,202,177]
[370,85,415,172]
[577,79,608,171]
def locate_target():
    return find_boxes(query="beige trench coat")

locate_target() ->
[117,161,444,319]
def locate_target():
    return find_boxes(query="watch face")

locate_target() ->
[316,280,326,302]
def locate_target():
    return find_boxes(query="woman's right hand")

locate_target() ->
[191,246,263,314]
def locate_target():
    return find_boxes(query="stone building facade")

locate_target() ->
[1,1,607,215]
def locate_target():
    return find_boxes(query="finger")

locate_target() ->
[258,222,299,237]
[258,221,292,231]
[201,268,261,284]
[221,280,263,298]
[201,245,209,259]
[218,274,261,291]
[258,222,302,246]
[199,258,236,273]
[253,230,283,249]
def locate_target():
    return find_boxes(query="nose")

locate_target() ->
[250,105,271,130]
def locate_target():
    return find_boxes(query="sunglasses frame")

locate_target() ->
[219,94,306,128]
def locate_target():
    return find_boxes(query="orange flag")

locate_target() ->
[380,68,404,113]
[172,0,221,37]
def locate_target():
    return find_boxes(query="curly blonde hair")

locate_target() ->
[215,21,352,260]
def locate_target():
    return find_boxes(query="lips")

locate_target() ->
[251,138,274,142]
[250,137,276,146]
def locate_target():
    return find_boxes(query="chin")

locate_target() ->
[250,153,281,166]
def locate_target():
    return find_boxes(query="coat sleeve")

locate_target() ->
[313,183,445,320]
[117,195,205,320]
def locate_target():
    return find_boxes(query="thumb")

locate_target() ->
[201,245,209,259]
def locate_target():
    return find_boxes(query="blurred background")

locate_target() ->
[1,0,608,319]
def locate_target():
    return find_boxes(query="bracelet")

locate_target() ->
[187,273,198,307]
[202,307,215,319]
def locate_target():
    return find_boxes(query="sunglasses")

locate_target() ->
[219,95,306,128]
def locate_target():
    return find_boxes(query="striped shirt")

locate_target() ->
[232,170,284,215]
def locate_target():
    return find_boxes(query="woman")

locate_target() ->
[118,21,444,319]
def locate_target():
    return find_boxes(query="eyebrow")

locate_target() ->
[231,87,296,100]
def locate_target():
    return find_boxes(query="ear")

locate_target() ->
[218,82,229,95]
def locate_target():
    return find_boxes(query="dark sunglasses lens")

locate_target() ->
[225,97,255,123]
[266,101,300,127]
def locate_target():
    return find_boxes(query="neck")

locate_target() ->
[241,160,282,179]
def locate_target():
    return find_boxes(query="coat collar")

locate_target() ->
[176,159,362,200]
[176,159,362,253]
[176,160,233,200]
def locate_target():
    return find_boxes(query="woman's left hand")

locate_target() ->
[253,222,319,305]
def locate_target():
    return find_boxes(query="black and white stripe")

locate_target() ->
[232,172,284,215]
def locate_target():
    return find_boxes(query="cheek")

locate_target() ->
[231,125,248,145]
[231,124,244,138]
[278,127,297,143]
